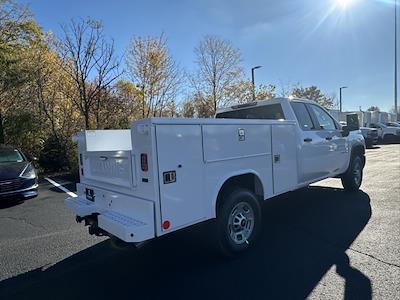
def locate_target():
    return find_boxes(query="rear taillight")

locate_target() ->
[141,153,148,171]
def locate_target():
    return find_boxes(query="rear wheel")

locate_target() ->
[215,188,262,257]
[341,155,363,192]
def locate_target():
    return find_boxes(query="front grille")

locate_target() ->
[368,131,378,137]
[0,178,24,193]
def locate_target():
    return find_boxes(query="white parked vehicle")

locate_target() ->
[367,122,400,142]
[65,98,366,256]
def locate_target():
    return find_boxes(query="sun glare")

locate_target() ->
[336,0,358,9]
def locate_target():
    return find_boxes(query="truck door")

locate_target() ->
[291,102,331,183]
[155,124,205,232]
[307,104,348,175]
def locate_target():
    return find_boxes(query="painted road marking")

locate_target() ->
[45,177,77,198]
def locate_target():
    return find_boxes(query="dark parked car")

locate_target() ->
[0,145,38,200]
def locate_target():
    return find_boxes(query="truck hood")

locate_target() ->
[360,127,377,134]
[0,162,27,180]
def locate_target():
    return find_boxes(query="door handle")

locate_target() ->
[325,137,332,140]
[304,138,312,142]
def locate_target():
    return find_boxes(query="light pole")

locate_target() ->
[395,0,398,118]
[339,86,348,112]
[251,65,262,101]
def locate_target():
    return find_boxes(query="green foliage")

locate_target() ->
[3,111,42,157]
[291,85,335,108]
[39,135,72,172]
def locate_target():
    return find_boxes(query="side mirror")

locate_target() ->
[346,114,360,131]
[27,155,38,162]
[341,125,350,137]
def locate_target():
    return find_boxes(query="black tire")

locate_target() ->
[341,155,363,192]
[365,141,373,149]
[215,188,262,257]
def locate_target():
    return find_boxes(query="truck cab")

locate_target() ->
[216,98,365,185]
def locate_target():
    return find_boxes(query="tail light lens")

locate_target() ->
[141,153,148,171]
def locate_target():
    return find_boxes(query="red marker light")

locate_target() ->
[141,153,148,171]
[162,220,170,230]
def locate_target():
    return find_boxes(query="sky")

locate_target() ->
[19,0,399,112]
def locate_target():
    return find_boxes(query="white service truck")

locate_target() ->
[65,98,365,256]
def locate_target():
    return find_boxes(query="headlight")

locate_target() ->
[20,164,36,179]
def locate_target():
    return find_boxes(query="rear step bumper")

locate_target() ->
[65,197,97,217]
[65,196,155,243]
[98,211,153,242]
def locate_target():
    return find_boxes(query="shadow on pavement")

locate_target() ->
[0,198,23,209]
[0,195,37,210]
[366,146,380,150]
[0,186,372,300]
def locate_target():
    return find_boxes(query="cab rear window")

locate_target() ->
[216,104,285,120]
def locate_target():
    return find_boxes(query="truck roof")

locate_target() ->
[133,117,296,126]
[216,97,317,115]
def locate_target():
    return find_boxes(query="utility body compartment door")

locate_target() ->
[155,125,205,232]
[271,124,298,194]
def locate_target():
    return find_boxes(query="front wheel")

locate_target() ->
[215,188,262,257]
[341,155,363,192]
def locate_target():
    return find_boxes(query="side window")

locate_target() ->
[309,105,336,130]
[291,102,314,131]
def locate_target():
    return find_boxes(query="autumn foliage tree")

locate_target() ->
[59,18,121,129]
[191,35,243,114]
[291,85,335,108]
[125,34,182,118]
[0,0,40,143]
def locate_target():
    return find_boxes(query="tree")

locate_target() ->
[225,80,275,104]
[59,18,121,129]
[192,35,242,114]
[180,99,196,118]
[112,80,142,122]
[291,85,334,108]
[125,34,182,118]
[0,0,40,143]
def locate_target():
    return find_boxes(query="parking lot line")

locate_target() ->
[44,177,77,198]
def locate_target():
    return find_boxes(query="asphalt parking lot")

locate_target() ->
[0,144,399,300]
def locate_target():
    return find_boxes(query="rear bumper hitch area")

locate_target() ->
[76,214,107,237]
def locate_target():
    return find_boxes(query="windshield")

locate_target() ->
[386,122,400,127]
[0,149,24,163]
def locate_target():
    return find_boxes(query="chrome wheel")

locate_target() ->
[228,202,255,245]
[353,160,362,186]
